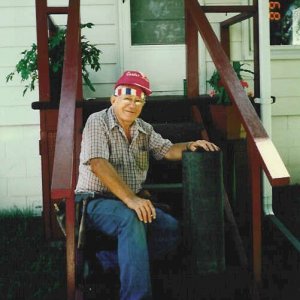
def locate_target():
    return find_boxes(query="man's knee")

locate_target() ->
[120,208,144,229]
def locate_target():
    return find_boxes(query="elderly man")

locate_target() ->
[75,71,219,300]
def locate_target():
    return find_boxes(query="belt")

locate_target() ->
[75,192,118,203]
[75,191,171,213]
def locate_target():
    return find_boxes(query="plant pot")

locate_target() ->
[209,105,246,140]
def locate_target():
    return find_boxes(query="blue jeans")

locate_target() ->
[86,198,180,300]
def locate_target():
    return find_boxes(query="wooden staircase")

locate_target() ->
[33,1,293,299]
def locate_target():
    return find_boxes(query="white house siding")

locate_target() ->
[271,57,300,183]
[0,0,120,211]
[0,0,41,212]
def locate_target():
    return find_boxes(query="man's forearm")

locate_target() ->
[164,143,188,161]
[90,158,135,205]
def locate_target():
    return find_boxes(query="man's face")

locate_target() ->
[111,94,145,126]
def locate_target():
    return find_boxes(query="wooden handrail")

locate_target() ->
[221,12,254,28]
[185,0,290,186]
[51,0,80,199]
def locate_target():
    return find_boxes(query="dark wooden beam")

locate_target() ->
[47,6,69,15]
[248,138,262,283]
[220,25,230,58]
[221,12,253,27]
[185,4,199,97]
[202,5,256,13]
[36,0,50,102]
[253,0,260,99]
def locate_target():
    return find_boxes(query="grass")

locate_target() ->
[0,208,66,300]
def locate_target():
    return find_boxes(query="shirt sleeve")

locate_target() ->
[81,113,110,165]
[148,125,173,160]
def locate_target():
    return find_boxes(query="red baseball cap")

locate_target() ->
[115,70,152,96]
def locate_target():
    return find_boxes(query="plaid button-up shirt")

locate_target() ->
[75,106,173,194]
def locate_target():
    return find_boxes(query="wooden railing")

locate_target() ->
[36,1,82,299]
[51,0,80,199]
[51,1,81,300]
[185,0,290,284]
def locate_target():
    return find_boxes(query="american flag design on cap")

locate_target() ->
[114,87,145,100]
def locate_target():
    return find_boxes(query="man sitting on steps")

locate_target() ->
[75,70,219,300]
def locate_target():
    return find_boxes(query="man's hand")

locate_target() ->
[126,196,156,223]
[186,140,220,152]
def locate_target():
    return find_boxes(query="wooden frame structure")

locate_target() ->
[33,0,293,299]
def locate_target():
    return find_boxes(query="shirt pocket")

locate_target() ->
[135,150,149,171]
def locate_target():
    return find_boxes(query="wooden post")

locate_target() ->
[182,151,225,274]
[35,0,50,102]
[35,0,52,239]
[252,0,261,99]
[220,25,230,58]
[185,0,199,97]
[248,138,262,284]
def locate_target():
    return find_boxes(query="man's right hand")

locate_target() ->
[90,158,156,223]
[126,196,156,223]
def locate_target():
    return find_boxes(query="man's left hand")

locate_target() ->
[187,140,220,152]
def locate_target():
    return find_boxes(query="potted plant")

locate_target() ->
[207,61,254,139]
[207,61,254,105]
[6,23,102,102]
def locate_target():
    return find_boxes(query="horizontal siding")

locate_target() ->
[0,125,42,210]
[0,7,36,27]
[0,1,120,210]
[272,78,300,98]
[0,47,31,67]
[81,4,116,24]
[0,0,35,7]
[272,113,300,184]
[0,105,39,126]
[0,27,36,47]
[51,4,116,26]
[0,86,37,106]
[272,97,300,116]
[83,24,118,44]
[271,60,300,78]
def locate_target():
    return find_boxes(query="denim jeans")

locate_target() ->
[86,197,180,300]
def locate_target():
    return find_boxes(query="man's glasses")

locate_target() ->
[120,97,145,106]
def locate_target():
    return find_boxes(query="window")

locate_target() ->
[130,0,185,45]
[270,0,300,45]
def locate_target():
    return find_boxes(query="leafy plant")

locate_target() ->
[207,61,254,105]
[6,23,102,97]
